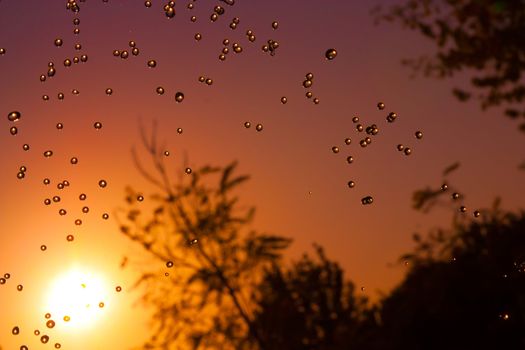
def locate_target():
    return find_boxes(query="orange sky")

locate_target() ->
[0,0,524,349]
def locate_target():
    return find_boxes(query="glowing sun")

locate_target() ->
[44,268,110,329]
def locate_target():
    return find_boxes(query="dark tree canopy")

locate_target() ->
[373,0,525,132]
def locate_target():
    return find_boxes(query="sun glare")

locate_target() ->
[44,269,110,329]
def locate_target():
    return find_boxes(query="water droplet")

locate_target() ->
[98,180,107,188]
[473,210,481,218]
[165,7,175,18]
[43,95,50,101]
[331,146,339,154]
[205,78,213,85]
[64,58,72,67]
[255,124,263,132]
[102,213,109,220]
[74,43,81,50]
[0,48,5,55]
[403,148,412,155]
[40,74,46,82]
[63,315,71,322]
[347,181,355,188]
[99,302,105,308]
[361,196,374,205]
[94,121,103,129]
[46,320,55,329]
[144,1,152,7]
[7,111,21,122]
[156,86,165,95]
[441,183,448,191]
[147,60,157,68]
[415,131,423,139]
[12,326,19,335]
[137,195,144,202]
[10,126,18,135]
[41,335,49,344]
[452,193,460,200]
[34,329,40,335]
[74,219,82,226]
[113,50,120,57]
[17,171,25,179]
[175,92,185,103]
[79,193,87,200]
[166,261,174,268]
[58,92,64,100]
[459,206,467,213]
[346,156,354,163]
[66,234,74,242]
[185,167,192,174]
[132,47,140,56]
[305,91,313,99]
[325,48,337,60]
[47,67,56,77]
[281,96,288,104]
[59,209,67,216]
[105,88,113,95]
[40,245,47,251]
[377,102,385,110]
[82,206,89,213]
[303,80,312,88]
[344,138,351,145]
[116,286,122,292]
[386,112,397,123]
[272,21,278,29]
[194,33,202,41]
[55,343,62,349]
[244,122,251,128]
[177,127,183,134]
[17,284,23,291]
[359,140,367,148]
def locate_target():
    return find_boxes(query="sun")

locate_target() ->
[44,268,110,329]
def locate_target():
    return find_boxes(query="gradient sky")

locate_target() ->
[1,0,524,349]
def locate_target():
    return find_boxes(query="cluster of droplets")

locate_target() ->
[113,40,141,60]
[302,73,320,104]
[439,183,482,218]
[244,121,264,132]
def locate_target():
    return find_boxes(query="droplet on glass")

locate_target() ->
[313,97,320,104]
[325,48,337,60]
[17,284,23,291]
[377,102,385,110]
[58,92,64,100]
[132,47,140,56]
[94,121,103,130]
[347,181,355,188]
[98,180,107,188]
[144,1,152,7]
[156,86,165,95]
[74,219,82,226]
[331,146,339,154]
[185,167,192,174]
[102,213,109,220]
[271,21,278,29]
[344,138,351,145]
[63,315,71,322]
[64,59,72,67]
[9,126,18,135]
[473,210,481,218]
[66,234,74,242]
[120,50,129,59]
[40,245,47,251]
[303,80,312,89]
[452,193,460,200]
[403,148,412,156]
[175,92,185,103]
[459,206,467,213]
[44,150,53,158]
[105,88,113,95]
[280,96,288,104]
[41,335,49,344]
[244,122,251,128]
[346,156,354,164]
[441,183,448,191]
[194,33,202,41]
[79,193,87,200]
[177,127,183,134]
[255,124,263,132]
[116,286,122,292]
[361,196,374,205]
[46,320,55,329]
[147,59,157,68]
[166,261,174,268]
[12,326,19,335]
[415,131,423,139]
[7,111,21,122]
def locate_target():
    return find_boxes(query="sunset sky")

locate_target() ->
[1,0,524,349]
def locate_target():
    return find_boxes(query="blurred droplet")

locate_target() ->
[40,245,47,251]
[66,234,74,242]
[12,326,19,335]
[44,150,53,158]
[459,206,467,213]
[272,21,278,29]
[17,284,23,291]
[473,210,481,218]
[377,102,385,110]
[102,213,109,220]
[63,315,71,322]
[166,261,174,268]
[41,335,49,344]
[46,320,55,329]
[325,48,337,60]
[9,126,18,135]
[177,128,183,134]
[313,98,320,104]
[116,286,122,292]
[452,193,460,200]
[147,60,157,68]
[346,156,354,164]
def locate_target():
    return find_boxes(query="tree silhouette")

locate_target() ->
[372,0,525,133]
[368,165,525,349]
[116,124,291,349]
[251,245,373,350]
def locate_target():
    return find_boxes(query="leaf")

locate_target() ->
[442,162,460,176]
